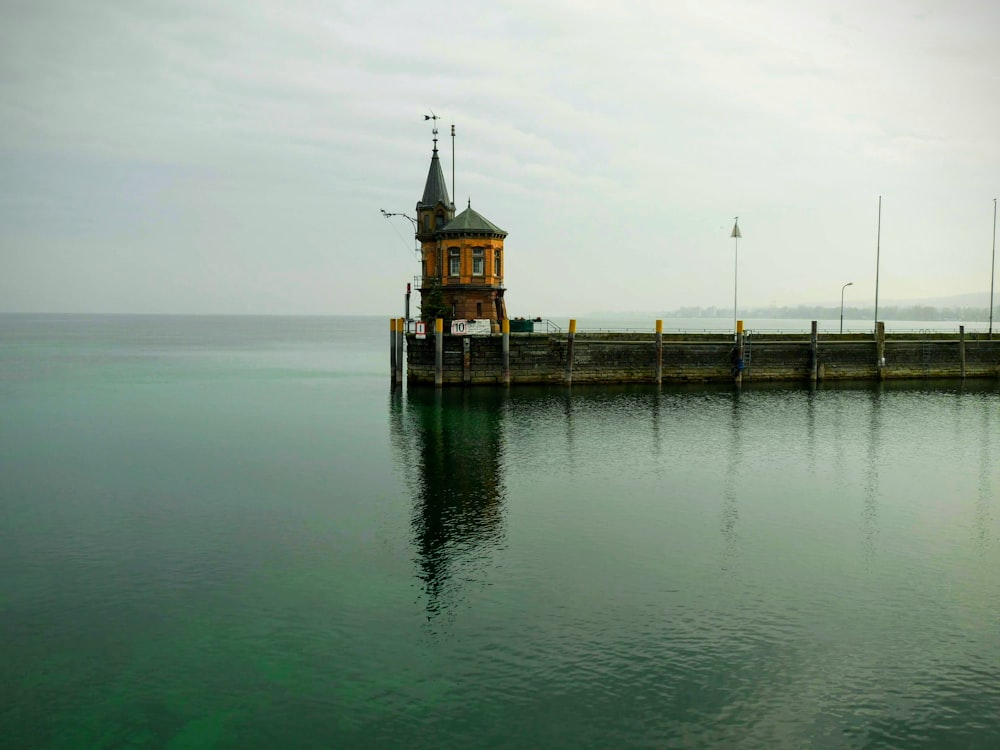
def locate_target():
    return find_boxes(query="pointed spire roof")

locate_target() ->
[439,200,507,237]
[417,146,451,210]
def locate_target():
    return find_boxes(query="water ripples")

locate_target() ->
[384,382,1000,747]
[5,317,999,748]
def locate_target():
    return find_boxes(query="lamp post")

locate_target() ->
[382,209,421,326]
[380,209,418,242]
[731,217,741,338]
[990,198,996,339]
[840,282,854,334]
[874,195,881,331]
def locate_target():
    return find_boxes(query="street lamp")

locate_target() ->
[731,217,741,338]
[380,209,418,240]
[382,209,421,326]
[990,198,996,339]
[874,196,882,331]
[840,282,854,334]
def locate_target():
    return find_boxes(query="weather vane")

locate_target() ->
[424,112,440,148]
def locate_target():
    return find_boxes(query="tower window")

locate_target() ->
[423,215,431,231]
[436,213,444,229]
[494,252,501,277]
[472,248,485,276]
[448,248,460,277]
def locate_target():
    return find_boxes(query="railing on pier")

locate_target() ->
[535,319,562,333]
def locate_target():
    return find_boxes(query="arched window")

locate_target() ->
[435,212,444,229]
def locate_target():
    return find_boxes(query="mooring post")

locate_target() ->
[502,318,510,386]
[389,317,397,382]
[735,319,744,386]
[810,320,818,383]
[434,317,443,387]
[462,337,471,385]
[565,319,576,385]
[655,319,663,385]
[876,321,886,380]
[959,325,966,379]
[396,317,404,385]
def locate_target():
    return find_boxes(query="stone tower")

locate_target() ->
[416,133,508,325]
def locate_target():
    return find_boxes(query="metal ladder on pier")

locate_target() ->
[731,333,752,376]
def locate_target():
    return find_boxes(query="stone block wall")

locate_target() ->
[744,339,812,381]
[405,332,1000,385]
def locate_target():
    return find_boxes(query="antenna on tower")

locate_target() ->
[451,122,456,211]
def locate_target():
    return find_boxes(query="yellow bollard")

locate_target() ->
[396,317,405,383]
[434,318,444,387]
[502,318,511,385]
[655,319,663,384]
[565,319,577,384]
[389,318,398,381]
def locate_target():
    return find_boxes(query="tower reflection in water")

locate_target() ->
[390,388,507,621]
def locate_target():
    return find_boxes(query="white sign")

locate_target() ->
[467,319,491,335]
[451,319,492,336]
[415,321,426,339]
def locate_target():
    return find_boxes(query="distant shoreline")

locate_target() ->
[600,304,999,323]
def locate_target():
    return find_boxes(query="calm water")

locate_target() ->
[2,314,999,749]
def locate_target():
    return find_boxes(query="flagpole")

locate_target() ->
[874,196,881,331]
[451,123,456,210]
[990,198,996,338]
[731,217,741,338]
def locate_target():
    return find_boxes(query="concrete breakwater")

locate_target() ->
[399,319,1000,386]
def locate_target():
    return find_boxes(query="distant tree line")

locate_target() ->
[667,304,1000,321]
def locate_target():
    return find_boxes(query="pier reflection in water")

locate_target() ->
[977,400,993,552]
[391,388,508,621]
[387,380,1000,747]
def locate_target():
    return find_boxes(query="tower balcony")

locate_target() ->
[417,276,505,292]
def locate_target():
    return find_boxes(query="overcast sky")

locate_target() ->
[2,0,998,316]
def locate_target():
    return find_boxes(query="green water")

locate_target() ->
[2,315,998,748]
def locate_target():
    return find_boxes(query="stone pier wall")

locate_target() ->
[405,331,1000,386]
